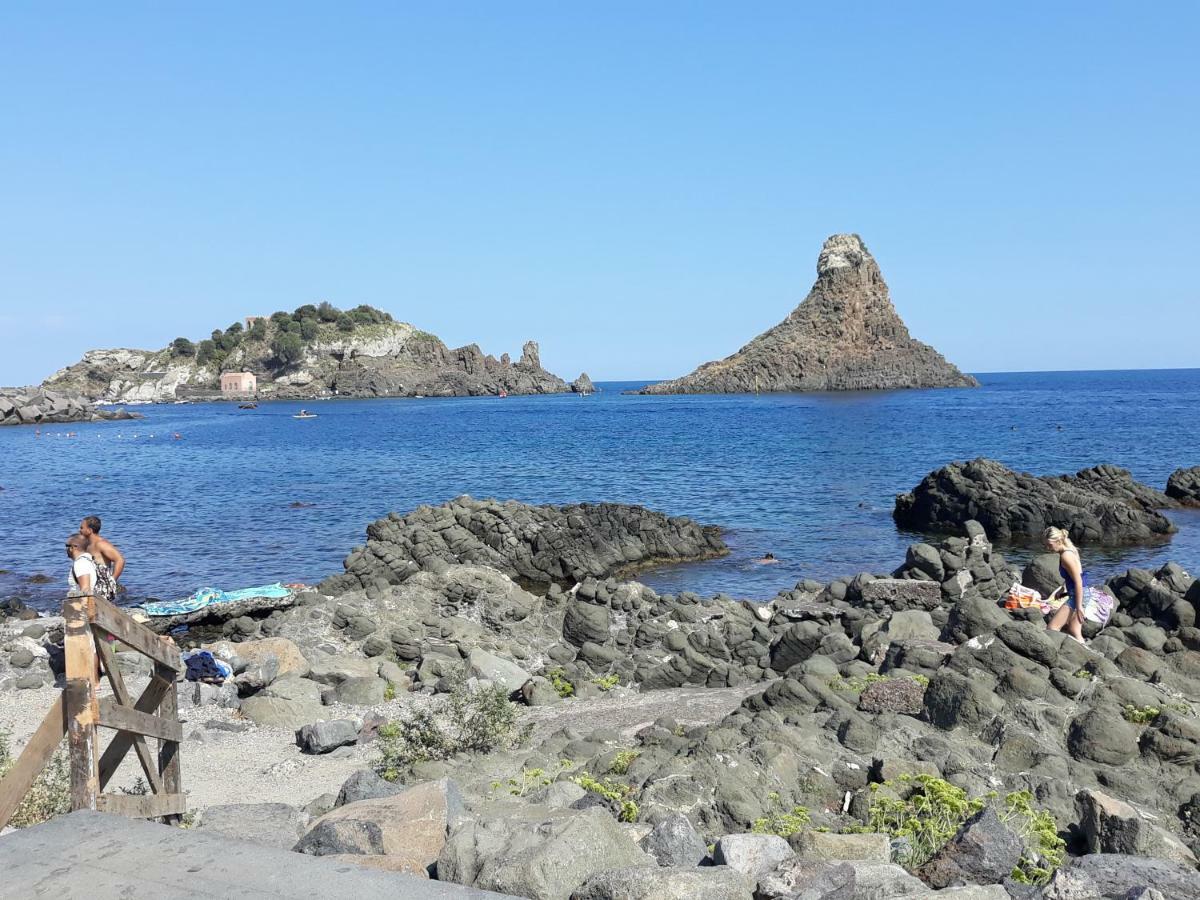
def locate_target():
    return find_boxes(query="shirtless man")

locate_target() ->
[79,515,125,583]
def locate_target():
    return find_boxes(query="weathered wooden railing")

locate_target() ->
[0,592,185,829]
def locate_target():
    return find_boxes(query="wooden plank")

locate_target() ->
[98,697,184,742]
[91,596,182,671]
[156,662,183,824]
[64,592,99,812]
[94,637,162,794]
[0,697,66,830]
[98,674,174,790]
[96,792,187,819]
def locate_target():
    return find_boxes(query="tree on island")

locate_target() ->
[336,313,356,333]
[271,331,304,365]
[170,337,195,357]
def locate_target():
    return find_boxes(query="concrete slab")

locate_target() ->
[0,810,520,899]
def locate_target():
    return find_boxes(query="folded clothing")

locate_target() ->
[182,649,232,682]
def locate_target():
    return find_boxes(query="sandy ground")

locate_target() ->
[1,679,760,814]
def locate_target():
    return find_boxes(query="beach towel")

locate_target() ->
[141,583,293,617]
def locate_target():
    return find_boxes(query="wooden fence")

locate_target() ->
[0,592,185,829]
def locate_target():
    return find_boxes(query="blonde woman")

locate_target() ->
[1044,526,1091,643]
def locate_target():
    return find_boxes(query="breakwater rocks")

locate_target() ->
[0,387,140,427]
[637,233,977,394]
[895,458,1179,545]
[318,497,728,597]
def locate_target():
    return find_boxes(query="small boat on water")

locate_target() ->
[498,389,508,398]
[292,409,318,419]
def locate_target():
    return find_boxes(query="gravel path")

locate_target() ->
[1,680,766,814]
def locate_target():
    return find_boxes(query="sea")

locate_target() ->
[2,370,1199,614]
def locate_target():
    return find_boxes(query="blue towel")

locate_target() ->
[141,583,293,617]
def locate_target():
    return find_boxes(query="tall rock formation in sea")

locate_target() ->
[638,234,977,394]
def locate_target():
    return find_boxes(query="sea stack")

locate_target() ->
[639,233,978,393]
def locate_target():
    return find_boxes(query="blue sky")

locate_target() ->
[0,2,1196,385]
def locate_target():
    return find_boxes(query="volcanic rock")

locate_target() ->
[320,496,727,595]
[894,459,1177,544]
[1166,467,1200,506]
[637,234,976,394]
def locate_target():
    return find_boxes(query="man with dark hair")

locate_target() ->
[79,516,124,597]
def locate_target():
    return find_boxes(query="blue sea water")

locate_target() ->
[2,370,1199,613]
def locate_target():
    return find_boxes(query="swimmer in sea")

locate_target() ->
[754,552,780,565]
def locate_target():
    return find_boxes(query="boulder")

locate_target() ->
[791,831,890,862]
[206,637,310,678]
[1067,709,1140,765]
[196,802,308,850]
[1054,853,1200,900]
[239,695,327,729]
[923,669,1003,730]
[1166,466,1200,506]
[336,769,402,807]
[712,834,793,878]
[467,650,533,693]
[438,806,653,900]
[335,676,387,705]
[914,807,1023,889]
[569,865,753,899]
[858,677,925,715]
[1076,789,1197,866]
[638,813,708,867]
[308,654,379,685]
[319,853,429,877]
[296,719,359,754]
[295,778,462,872]
[839,861,926,899]
[754,858,856,900]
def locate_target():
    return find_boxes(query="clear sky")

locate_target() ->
[0,2,1196,386]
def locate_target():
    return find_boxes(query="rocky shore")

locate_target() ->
[637,234,977,395]
[3,498,1200,899]
[0,387,140,427]
[895,459,1180,545]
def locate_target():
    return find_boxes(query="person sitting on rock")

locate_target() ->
[79,514,123,600]
[1044,526,1087,643]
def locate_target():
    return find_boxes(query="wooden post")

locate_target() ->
[63,591,100,812]
[155,662,182,824]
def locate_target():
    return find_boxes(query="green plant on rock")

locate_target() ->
[592,674,620,691]
[572,772,639,822]
[0,730,70,828]
[751,791,811,838]
[830,673,927,692]
[1073,668,1095,680]
[547,668,575,698]
[857,774,988,867]
[1000,790,1066,886]
[1123,704,1161,725]
[497,760,574,797]
[608,749,639,776]
[383,682,397,702]
[374,679,529,781]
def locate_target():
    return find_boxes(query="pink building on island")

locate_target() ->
[220,372,257,394]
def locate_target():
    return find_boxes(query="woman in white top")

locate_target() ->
[66,533,97,595]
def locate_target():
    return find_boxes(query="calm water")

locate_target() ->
[2,370,1199,612]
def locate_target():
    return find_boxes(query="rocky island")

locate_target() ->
[638,233,977,394]
[43,302,576,402]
